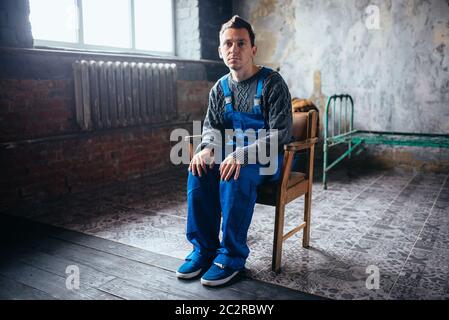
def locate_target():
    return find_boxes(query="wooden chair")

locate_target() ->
[256,108,318,272]
[186,107,318,273]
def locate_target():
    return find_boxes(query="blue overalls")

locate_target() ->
[185,67,282,270]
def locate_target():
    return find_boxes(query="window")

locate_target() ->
[29,0,174,55]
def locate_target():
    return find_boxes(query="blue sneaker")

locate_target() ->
[176,259,209,279]
[200,262,240,286]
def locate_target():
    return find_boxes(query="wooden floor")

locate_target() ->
[0,214,323,300]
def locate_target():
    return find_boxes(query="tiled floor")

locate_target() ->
[2,166,449,300]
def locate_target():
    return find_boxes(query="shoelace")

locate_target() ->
[214,262,225,269]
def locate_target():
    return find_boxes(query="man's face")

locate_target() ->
[218,28,257,71]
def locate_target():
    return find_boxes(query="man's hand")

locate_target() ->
[219,155,241,181]
[189,148,215,177]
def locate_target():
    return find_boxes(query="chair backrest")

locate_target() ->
[291,98,319,142]
[292,112,308,141]
[306,110,318,139]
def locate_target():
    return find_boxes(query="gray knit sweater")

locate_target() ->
[197,67,293,165]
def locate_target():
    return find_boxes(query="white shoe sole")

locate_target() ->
[176,268,202,279]
[200,270,239,286]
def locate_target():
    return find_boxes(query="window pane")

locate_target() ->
[83,0,131,48]
[135,0,173,53]
[29,0,78,43]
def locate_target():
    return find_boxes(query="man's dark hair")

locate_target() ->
[220,15,256,47]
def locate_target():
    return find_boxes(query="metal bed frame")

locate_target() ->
[323,94,449,189]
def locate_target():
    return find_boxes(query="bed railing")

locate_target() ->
[323,94,361,189]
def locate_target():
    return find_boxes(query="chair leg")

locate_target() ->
[303,191,312,248]
[272,204,286,273]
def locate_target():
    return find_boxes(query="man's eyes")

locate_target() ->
[224,41,247,48]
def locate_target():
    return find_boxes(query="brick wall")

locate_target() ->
[0,78,76,142]
[0,0,33,48]
[175,0,232,60]
[0,125,184,205]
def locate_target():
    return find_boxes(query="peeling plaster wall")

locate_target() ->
[234,0,449,169]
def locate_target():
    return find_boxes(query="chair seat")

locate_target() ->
[256,172,306,206]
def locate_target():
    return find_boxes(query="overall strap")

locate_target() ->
[220,74,234,113]
[253,67,273,114]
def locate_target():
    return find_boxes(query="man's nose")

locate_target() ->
[230,43,239,53]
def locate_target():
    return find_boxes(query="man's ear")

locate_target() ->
[218,47,223,59]
[252,45,257,57]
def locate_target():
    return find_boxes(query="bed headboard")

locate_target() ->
[324,94,354,141]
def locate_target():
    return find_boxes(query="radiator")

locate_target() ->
[73,60,177,130]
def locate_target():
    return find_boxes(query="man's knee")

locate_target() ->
[187,168,219,192]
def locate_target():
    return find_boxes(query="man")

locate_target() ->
[176,15,293,286]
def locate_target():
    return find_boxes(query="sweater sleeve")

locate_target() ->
[195,86,223,154]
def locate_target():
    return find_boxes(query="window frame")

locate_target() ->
[32,0,176,57]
